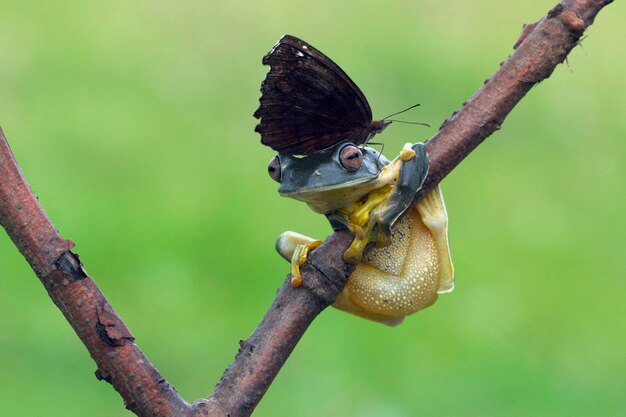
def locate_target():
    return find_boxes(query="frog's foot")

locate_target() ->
[290,240,322,287]
[275,231,322,288]
[343,185,394,264]
[399,142,417,161]
[415,185,455,293]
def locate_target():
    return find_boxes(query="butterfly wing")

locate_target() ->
[254,35,377,155]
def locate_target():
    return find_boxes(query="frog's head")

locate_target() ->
[268,141,389,213]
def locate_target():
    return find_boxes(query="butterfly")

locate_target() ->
[254,35,390,155]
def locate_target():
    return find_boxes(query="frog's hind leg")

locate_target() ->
[333,209,441,326]
[334,284,406,327]
[276,231,322,288]
[416,185,454,293]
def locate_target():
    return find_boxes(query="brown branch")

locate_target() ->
[0,0,611,416]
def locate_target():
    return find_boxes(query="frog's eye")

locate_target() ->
[268,155,282,182]
[339,145,363,172]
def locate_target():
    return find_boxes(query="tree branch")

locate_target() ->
[0,0,612,416]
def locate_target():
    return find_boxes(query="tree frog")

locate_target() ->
[269,141,454,326]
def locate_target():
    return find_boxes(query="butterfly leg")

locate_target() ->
[275,231,322,288]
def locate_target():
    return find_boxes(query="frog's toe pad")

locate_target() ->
[400,143,417,161]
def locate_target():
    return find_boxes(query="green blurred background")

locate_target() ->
[1,1,624,416]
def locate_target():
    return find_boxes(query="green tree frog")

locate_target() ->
[269,141,454,326]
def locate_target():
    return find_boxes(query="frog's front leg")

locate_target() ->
[275,231,322,288]
[343,142,429,263]
[372,142,429,243]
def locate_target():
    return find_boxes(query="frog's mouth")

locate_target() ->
[278,175,385,214]
[278,175,376,198]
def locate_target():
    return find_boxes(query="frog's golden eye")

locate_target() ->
[339,144,363,172]
[268,155,282,182]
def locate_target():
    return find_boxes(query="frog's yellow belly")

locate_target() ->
[333,187,453,326]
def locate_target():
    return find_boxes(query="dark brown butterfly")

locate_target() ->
[254,35,390,155]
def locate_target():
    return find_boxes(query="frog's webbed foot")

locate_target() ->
[342,143,429,264]
[275,231,322,288]
[415,185,455,293]
[289,240,322,287]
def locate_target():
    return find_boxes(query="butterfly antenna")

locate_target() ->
[382,103,421,121]
[366,141,386,167]
[385,119,430,128]
[368,141,385,154]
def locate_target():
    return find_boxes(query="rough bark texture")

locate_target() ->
[0,1,612,416]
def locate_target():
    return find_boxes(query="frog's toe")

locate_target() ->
[275,232,323,288]
[343,207,395,263]
[343,238,368,264]
[289,239,322,288]
[368,207,393,244]
[374,222,392,247]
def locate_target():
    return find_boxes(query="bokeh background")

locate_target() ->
[1,1,624,416]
